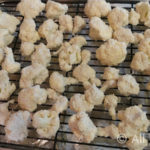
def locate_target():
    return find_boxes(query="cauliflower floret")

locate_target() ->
[19,18,40,43]
[5,111,31,142]
[89,17,112,41]
[73,16,86,34]
[84,0,111,18]
[97,124,119,139]
[104,94,119,120]
[133,33,144,44]
[20,63,49,88]
[0,70,16,100]
[2,47,20,73]
[47,88,60,100]
[144,29,150,38]
[16,0,45,18]
[113,27,134,44]
[46,30,63,49]
[69,94,94,113]
[146,82,150,91]
[49,71,78,93]
[31,43,51,67]
[18,85,47,112]
[101,80,117,92]
[38,19,58,38]
[0,12,20,33]
[108,7,129,30]
[130,52,150,72]
[69,112,97,143]
[96,39,127,66]
[103,67,120,80]
[0,29,14,48]
[129,8,140,26]
[32,110,60,138]
[46,0,68,19]
[0,48,4,64]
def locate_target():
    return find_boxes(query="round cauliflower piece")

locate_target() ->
[46,0,68,19]
[16,0,45,18]
[89,17,112,41]
[108,7,129,30]
[19,18,40,43]
[84,0,111,18]
[69,94,94,113]
[5,111,31,142]
[117,75,140,96]
[96,39,127,66]
[0,48,4,64]
[113,27,134,44]
[129,8,140,25]
[144,29,150,39]
[130,51,150,72]
[18,85,47,112]
[2,47,20,73]
[133,32,144,44]
[103,67,120,80]
[20,42,35,56]
[32,110,60,138]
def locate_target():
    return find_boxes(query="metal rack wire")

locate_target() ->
[0,0,150,149]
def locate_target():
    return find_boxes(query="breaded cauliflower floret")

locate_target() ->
[49,71,78,93]
[47,88,60,100]
[2,47,20,73]
[5,111,31,142]
[129,8,140,25]
[104,94,119,120]
[31,43,51,67]
[133,33,144,44]
[130,52,150,72]
[69,112,97,143]
[38,19,58,38]
[69,94,94,113]
[18,85,47,112]
[0,48,4,64]
[96,39,127,66]
[32,110,60,138]
[89,17,112,41]
[0,12,20,33]
[20,63,49,88]
[19,18,40,43]
[101,80,117,92]
[146,82,150,91]
[16,0,45,18]
[113,27,134,44]
[103,67,120,80]
[144,29,150,38]
[73,16,86,34]
[84,0,111,18]
[0,70,16,100]
[108,7,129,30]
[46,0,68,19]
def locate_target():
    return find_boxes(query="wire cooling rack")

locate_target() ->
[0,0,150,149]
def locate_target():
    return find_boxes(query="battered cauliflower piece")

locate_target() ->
[32,110,60,138]
[5,111,31,142]
[0,70,16,100]
[18,85,47,112]
[133,33,144,44]
[143,64,150,75]
[69,112,97,143]
[2,47,20,73]
[0,12,20,33]
[49,71,78,93]
[73,16,86,34]
[31,43,51,67]
[129,9,140,26]
[16,0,45,18]
[84,0,111,18]
[47,88,60,100]
[97,124,119,139]
[20,63,49,88]
[0,48,4,64]
[130,52,150,72]
[38,19,58,38]
[0,29,14,48]
[96,39,127,66]
[108,7,129,30]
[101,80,117,92]
[146,82,150,91]
[46,0,68,19]
[103,67,120,80]
[69,94,94,113]
[144,29,150,38]
[113,27,134,44]
[89,17,112,41]
[59,15,73,33]
[104,94,119,120]
[19,18,40,43]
